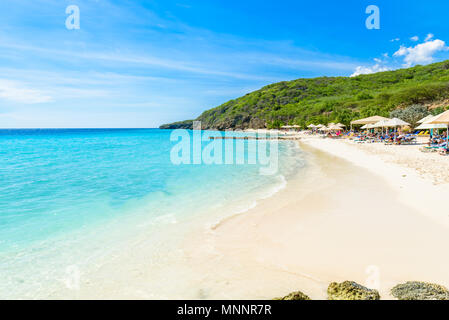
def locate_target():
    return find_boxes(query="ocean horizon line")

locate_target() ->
[0,127,161,130]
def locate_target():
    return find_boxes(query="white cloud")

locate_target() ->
[410,36,419,42]
[390,38,400,42]
[0,79,52,104]
[425,33,434,41]
[393,39,448,67]
[350,61,390,77]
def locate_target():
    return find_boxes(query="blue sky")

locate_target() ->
[1,0,449,128]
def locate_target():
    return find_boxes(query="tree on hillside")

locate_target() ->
[431,106,449,115]
[390,104,429,129]
[267,119,283,129]
[160,60,449,130]
[335,108,356,127]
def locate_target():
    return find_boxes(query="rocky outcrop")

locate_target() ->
[274,291,311,300]
[327,281,380,300]
[391,281,449,300]
[159,120,194,129]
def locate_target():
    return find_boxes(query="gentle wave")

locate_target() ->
[0,129,306,298]
[208,174,288,231]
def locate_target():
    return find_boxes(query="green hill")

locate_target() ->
[160,60,449,130]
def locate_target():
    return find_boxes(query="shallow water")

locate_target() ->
[0,129,304,299]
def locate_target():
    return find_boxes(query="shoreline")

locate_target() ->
[32,141,302,300]
[183,137,449,299]
[9,135,449,300]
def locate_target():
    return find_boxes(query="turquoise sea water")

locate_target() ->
[0,129,304,298]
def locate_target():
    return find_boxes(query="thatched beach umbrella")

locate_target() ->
[317,126,328,132]
[307,124,317,133]
[428,110,449,148]
[417,114,434,124]
[383,118,411,140]
[372,120,390,133]
[372,120,387,128]
[428,110,449,123]
[350,115,390,131]
[351,116,390,125]
[384,118,410,127]
[416,114,447,130]
[327,124,343,131]
[361,123,374,130]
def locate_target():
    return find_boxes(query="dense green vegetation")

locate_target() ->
[160,60,449,130]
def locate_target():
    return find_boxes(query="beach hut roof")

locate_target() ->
[417,114,434,124]
[384,118,410,127]
[428,110,449,124]
[350,116,390,125]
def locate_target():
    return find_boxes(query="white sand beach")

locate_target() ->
[45,136,449,300]
[183,137,449,300]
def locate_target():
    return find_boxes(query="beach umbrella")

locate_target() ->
[415,114,447,130]
[384,118,410,127]
[372,120,391,135]
[350,115,390,131]
[327,124,343,131]
[361,123,374,129]
[372,120,389,128]
[417,114,434,124]
[316,124,325,128]
[415,122,447,130]
[350,116,390,125]
[336,123,346,128]
[428,110,449,123]
[307,124,317,133]
[428,110,449,148]
[318,126,328,131]
[383,118,410,140]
